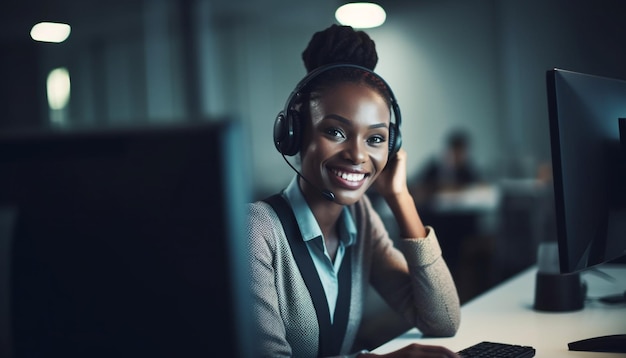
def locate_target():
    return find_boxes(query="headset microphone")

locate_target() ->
[280,153,335,202]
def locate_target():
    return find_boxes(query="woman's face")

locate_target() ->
[300,82,390,205]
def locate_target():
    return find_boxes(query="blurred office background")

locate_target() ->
[2,0,626,343]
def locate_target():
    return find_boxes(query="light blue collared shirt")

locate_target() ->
[282,176,357,323]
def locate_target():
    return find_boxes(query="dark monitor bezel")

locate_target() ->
[546,68,626,274]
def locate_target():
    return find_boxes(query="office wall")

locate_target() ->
[2,0,626,197]
[497,0,626,176]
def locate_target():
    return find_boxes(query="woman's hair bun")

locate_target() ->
[301,24,378,73]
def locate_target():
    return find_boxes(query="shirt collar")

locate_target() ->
[282,176,357,246]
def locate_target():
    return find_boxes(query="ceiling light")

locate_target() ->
[335,2,386,29]
[47,67,71,110]
[30,22,71,43]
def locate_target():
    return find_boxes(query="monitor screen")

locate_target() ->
[546,69,626,274]
[0,120,256,358]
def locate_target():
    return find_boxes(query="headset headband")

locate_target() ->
[282,63,401,128]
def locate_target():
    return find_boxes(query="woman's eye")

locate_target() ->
[368,135,385,144]
[326,128,345,138]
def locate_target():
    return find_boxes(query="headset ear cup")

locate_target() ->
[274,109,302,156]
[274,111,288,154]
[284,110,302,156]
[388,123,402,158]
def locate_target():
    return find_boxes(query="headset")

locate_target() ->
[273,63,402,158]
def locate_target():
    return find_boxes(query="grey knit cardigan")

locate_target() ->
[246,194,461,358]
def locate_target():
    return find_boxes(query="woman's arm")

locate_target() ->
[246,203,293,357]
[371,149,461,336]
[373,149,426,239]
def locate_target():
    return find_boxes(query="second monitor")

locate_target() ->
[0,120,256,358]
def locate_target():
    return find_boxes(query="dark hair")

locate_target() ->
[302,24,378,72]
[447,129,471,149]
[299,24,392,108]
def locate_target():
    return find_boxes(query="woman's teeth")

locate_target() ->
[333,170,365,182]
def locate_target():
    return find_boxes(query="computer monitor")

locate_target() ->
[546,68,626,275]
[0,120,257,358]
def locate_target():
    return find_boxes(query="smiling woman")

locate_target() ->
[247,24,461,358]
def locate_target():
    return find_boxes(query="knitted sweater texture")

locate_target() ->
[247,194,460,358]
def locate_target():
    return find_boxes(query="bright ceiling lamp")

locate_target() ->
[30,22,71,43]
[335,2,386,29]
[47,67,71,111]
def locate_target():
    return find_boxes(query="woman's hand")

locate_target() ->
[361,343,460,358]
[373,148,410,199]
[372,148,428,238]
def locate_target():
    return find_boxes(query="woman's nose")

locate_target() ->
[343,138,366,164]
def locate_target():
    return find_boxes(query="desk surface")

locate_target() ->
[373,264,626,357]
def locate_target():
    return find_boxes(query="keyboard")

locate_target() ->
[457,341,535,358]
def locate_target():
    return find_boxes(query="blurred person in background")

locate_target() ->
[410,129,481,207]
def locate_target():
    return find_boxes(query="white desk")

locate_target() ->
[373,264,626,357]
[430,184,501,214]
